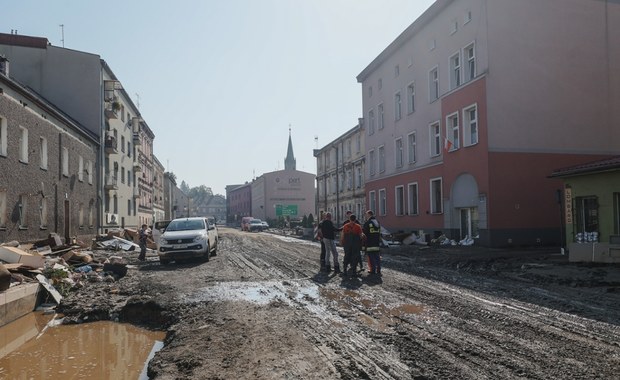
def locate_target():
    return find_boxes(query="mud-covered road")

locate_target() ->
[59,227,620,379]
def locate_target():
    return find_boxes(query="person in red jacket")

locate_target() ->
[340,214,364,277]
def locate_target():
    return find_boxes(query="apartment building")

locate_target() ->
[0,33,153,233]
[357,0,619,246]
[152,156,165,223]
[314,120,366,225]
[0,60,98,243]
[226,183,252,225]
[136,121,155,227]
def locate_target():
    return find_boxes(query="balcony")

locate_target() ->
[104,174,118,190]
[133,160,142,172]
[133,187,141,198]
[133,132,141,146]
[104,136,118,154]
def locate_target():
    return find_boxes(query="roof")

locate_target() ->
[0,33,48,49]
[549,156,620,178]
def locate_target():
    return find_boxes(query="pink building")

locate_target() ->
[357,0,619,246]
[226,183,252,225]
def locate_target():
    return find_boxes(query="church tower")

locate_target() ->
[284,127,296,170]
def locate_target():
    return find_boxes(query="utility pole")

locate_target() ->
[59,24,65,47]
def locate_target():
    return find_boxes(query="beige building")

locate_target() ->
[136,121,155,227]
[314,120,366,225]
[152,156,165,223]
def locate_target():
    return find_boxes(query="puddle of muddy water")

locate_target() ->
[0,312,165,380]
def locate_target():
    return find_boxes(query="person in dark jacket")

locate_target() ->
[362,210,381,275]
[320,212,341,273]
[138,224,149,261]
[315,213,326,271]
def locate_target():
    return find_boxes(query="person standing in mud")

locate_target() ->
[315,213,326,271]
[138,224,148,261]
[343,210,364,272]
[320,212,342,273]
[363,210,381,275]
[340,214,364,277]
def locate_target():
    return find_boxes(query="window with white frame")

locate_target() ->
[394,65,399,77]
[369,149,376,176]
[394,92,402,121]
[40,137,48,169]
[128,169,132,186]
[89,204,94,227]
[0,116,6,156]
[0,190,6,228]
[19,127,29,163]
[408,132,417,164]
[340,171,345,193]
[331,174,337,194]
[121,166,125,184]
[62,147,69,177]
[395,138,403,168]
[407,82,415,114]
[430,178,443,214]
[356,166,363,188]
[464,9,472,24]
[356,135,361,153]
[430,122,441,157]
[369,190,376,214]
[465,43,476,82]
[368,109,375,135]
[463,104,478,146]
[378,103,384,130]
[378,145,385,173]
[379,189,387,216]
[408,183,419,215]
[78,155,84,182]
[395,185,404,216]
[378,78,382,90]
[347,169,352,190]
[446,112,460,151]
[87,161,93,184]
[19,194,27,228]
[429,67,439,101]
[450,52,461,89]
[347,140,352,159]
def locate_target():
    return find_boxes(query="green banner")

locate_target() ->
[276,204,298,216]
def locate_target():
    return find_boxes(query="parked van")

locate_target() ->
[241,216,253,232]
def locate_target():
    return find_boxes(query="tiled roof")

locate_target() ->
[550,156,620,177]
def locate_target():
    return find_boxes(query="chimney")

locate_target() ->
[0,56,9,76]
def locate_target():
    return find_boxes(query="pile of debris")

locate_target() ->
[0,231,140,308]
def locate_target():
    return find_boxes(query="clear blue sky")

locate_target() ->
[5,0,434,195]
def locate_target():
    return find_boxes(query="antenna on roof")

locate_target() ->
[314,135,318,149]
[135,92,141,109]
[59,24,64,47]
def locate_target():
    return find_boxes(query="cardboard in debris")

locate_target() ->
[35,274,62,304]
[0,246,45,268]
[36,246,53,256]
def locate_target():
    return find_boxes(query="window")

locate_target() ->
[121,136,125,152]
[378,78,382,90]
[62,147,69,177]
[575,196,599,235]
[121,166,125,183]
[89,204,94,227]
[331,174,337,194]
[446,112,460,151]
[394,92,402,121]
[128,199,132,215]
[463,104,478,146]
[78,156,84,182]
[408,183,419,215]
[339,171,345,193]
[430,178,443,214]
[356,135,361,153]
[346,169,352,190]
[450,19,458,35]
[0,190,6,228]
[407,132,417,164]
[369,190,376,214]
[394,65,399,77]
[450,52,461,89]
[369,149,376,176]
[0,116,6,156]
[368,86,373,98]
[430,122,441,157]
[19,194,27,228]
[378,104,384,130]
[121,105,125,122]
[87,161,93,184]
[379,189,387,216]
[19,127,29,163]
[395,186,404,216]
[368,109,375,135]
[127,141,131,157]
[395,138,403,168]
[79,204,84,228]
[465,43,476,82]
[464,10,472,24]
[429,67,439,101]
[128,170,132,186]
[40,137,48,169]
[378,145,385,173]
[356,166,363,188]
[407,82,415,113]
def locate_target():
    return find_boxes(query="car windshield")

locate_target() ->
[166,219,205,231]
[251,220,261,224]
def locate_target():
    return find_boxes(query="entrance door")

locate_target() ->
[460,208,479,240]
[64,200,70,243]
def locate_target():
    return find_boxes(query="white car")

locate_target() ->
[157,217,218,264]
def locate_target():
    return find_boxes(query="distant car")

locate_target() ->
[260,221,269,230]
[249,219,264,232]
[241,216,253,232]
[157,217,218,264]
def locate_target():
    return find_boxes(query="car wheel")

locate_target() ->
[203,243,210,262]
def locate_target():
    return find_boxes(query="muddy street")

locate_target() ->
[60,228,620,379]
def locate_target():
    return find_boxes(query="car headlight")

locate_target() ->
[160,237,168,245]
[193,234,207,243]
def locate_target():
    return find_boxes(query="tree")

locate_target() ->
[180,180,190,194]
[189,185,213,207]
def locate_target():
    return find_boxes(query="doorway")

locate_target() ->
[459,208,479,240]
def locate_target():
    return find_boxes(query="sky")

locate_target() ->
[4,0,435,195]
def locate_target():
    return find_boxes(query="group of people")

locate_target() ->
[315,210,382,277]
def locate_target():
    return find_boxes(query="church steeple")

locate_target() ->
[284,126,296,170]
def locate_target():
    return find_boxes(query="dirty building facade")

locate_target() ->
[0,64,98,243]
[357,0,620,247]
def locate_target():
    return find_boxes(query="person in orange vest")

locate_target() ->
[340,214,365,277]
[362,210,382,275]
